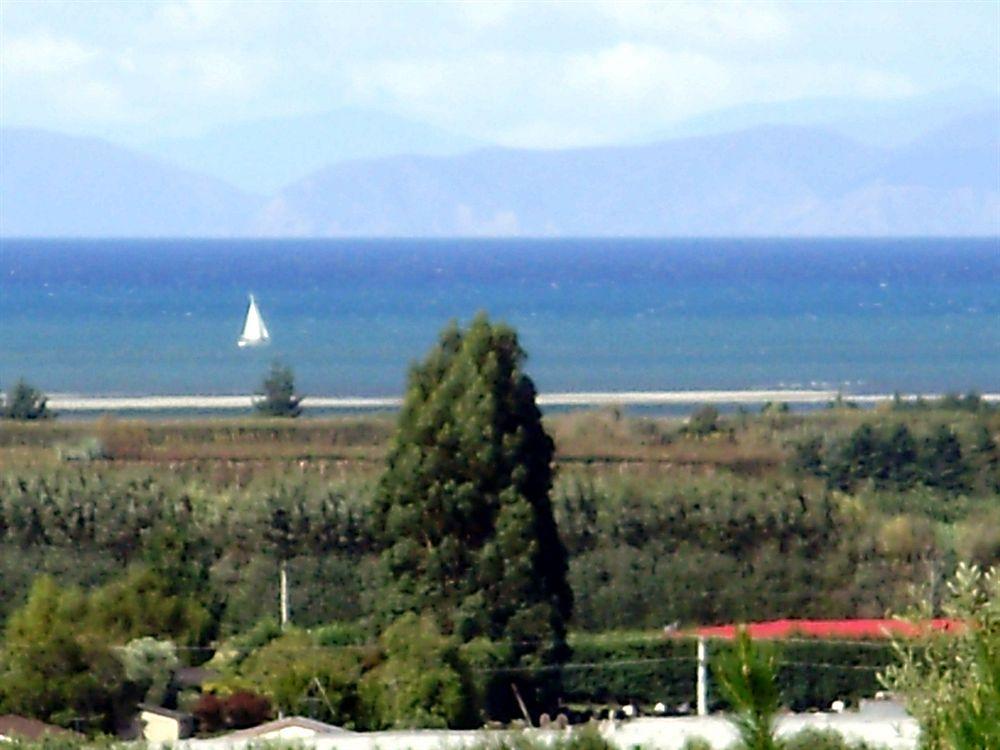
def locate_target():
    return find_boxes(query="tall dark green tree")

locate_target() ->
[373,314,572,716]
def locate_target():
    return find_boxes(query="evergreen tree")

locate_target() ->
[2,378,51,420]
[255,361,302,417]
[373,314,571,716]
[920,424,968,492]
[880,423,918,489]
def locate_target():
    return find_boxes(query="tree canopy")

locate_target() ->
[2,378,51,420]
[373,314,572,711]
[255,361,302,418]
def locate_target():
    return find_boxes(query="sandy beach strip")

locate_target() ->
[43,390,999,412]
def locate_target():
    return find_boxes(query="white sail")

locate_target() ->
[238,294,270,347]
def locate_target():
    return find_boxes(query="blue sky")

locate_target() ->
[2,0,997,148]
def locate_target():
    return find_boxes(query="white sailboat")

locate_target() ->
[237,294,270,348]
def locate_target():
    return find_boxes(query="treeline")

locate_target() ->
[792,420,998,493]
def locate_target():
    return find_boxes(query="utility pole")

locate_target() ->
[280,559,290,628]
[697,637,708,716]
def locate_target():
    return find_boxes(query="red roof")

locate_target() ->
[691,618,964,640]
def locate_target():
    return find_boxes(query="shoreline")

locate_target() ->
[41,390,1000,412]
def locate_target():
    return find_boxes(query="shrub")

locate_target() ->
[685,406,719,437]
[783,728,879,750]
[2,378,51,420]
[192,693,225,734]
[880,563,1000,750]
[360,613,477,729]
[223,690,272,728]
[255,361,303,418]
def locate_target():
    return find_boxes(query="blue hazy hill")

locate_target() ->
[1,129,261,237]
[638,90,998,148]
[143,108,483,194]
[258,113,999,237]
[2,110,997,237]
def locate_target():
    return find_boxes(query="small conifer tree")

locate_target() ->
[255,361,303,418]
[2,378,51,420]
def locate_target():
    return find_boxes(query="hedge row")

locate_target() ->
[561,633,898,712]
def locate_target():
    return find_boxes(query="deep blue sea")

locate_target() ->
[0,238,997,398]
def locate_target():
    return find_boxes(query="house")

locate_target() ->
[0,715,79,742]
[139,705,194,743]
[223,716,353,741]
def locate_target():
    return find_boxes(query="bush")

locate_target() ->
[255,361,303,418]
[561,632,894,713]
[783,728,880,750]
[192,693,225,734]
[880,563,1000,750]
[685,406,719,437]
[360,613,477,729]
[233,629,368,728]
[223,690,271,729]
[2,378,51,420]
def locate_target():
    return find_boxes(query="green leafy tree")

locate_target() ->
[119,637,179,707]
[86,567,212,648]
[232,629,367,728]
[373,314,572,715]
[360,613,476,729]
[880,563,1000,750]
[2,378,51,420]
[255,361,302,418]
[0,577,126,732]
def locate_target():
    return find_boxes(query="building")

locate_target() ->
[139,705,195,743]
[223,716,354,741]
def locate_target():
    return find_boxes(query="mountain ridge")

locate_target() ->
[2,112,997,238]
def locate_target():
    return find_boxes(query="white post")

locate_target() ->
[697,637,708,716]
[279,560,290,628]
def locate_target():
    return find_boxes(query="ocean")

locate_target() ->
[0,238,997,400]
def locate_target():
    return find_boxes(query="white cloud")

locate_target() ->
[566,44,730,105]
[593,0,791,45]
[1,32,97,75]
[155,0,238,36]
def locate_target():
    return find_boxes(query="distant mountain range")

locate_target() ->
[2,107,997,237]
[1,129,257,237]
[144,108,483,195]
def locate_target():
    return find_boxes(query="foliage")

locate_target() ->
[373,314,572,714]
[712,630,782,750]
[783,728,881,750]
[465,727,616,750]
[0,577,127,733]
[880,563,1000,750]
[227,629,368,729]
[255,361,303,418]
[192,692,226,734]
[360,613,477,729]
[563,631,894,713]
[222,690,272,728]
[792,420,991,494]
[86,567,212,648]
[118,637,179,706]
[2,378,52,420]
[684,406,720,437]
